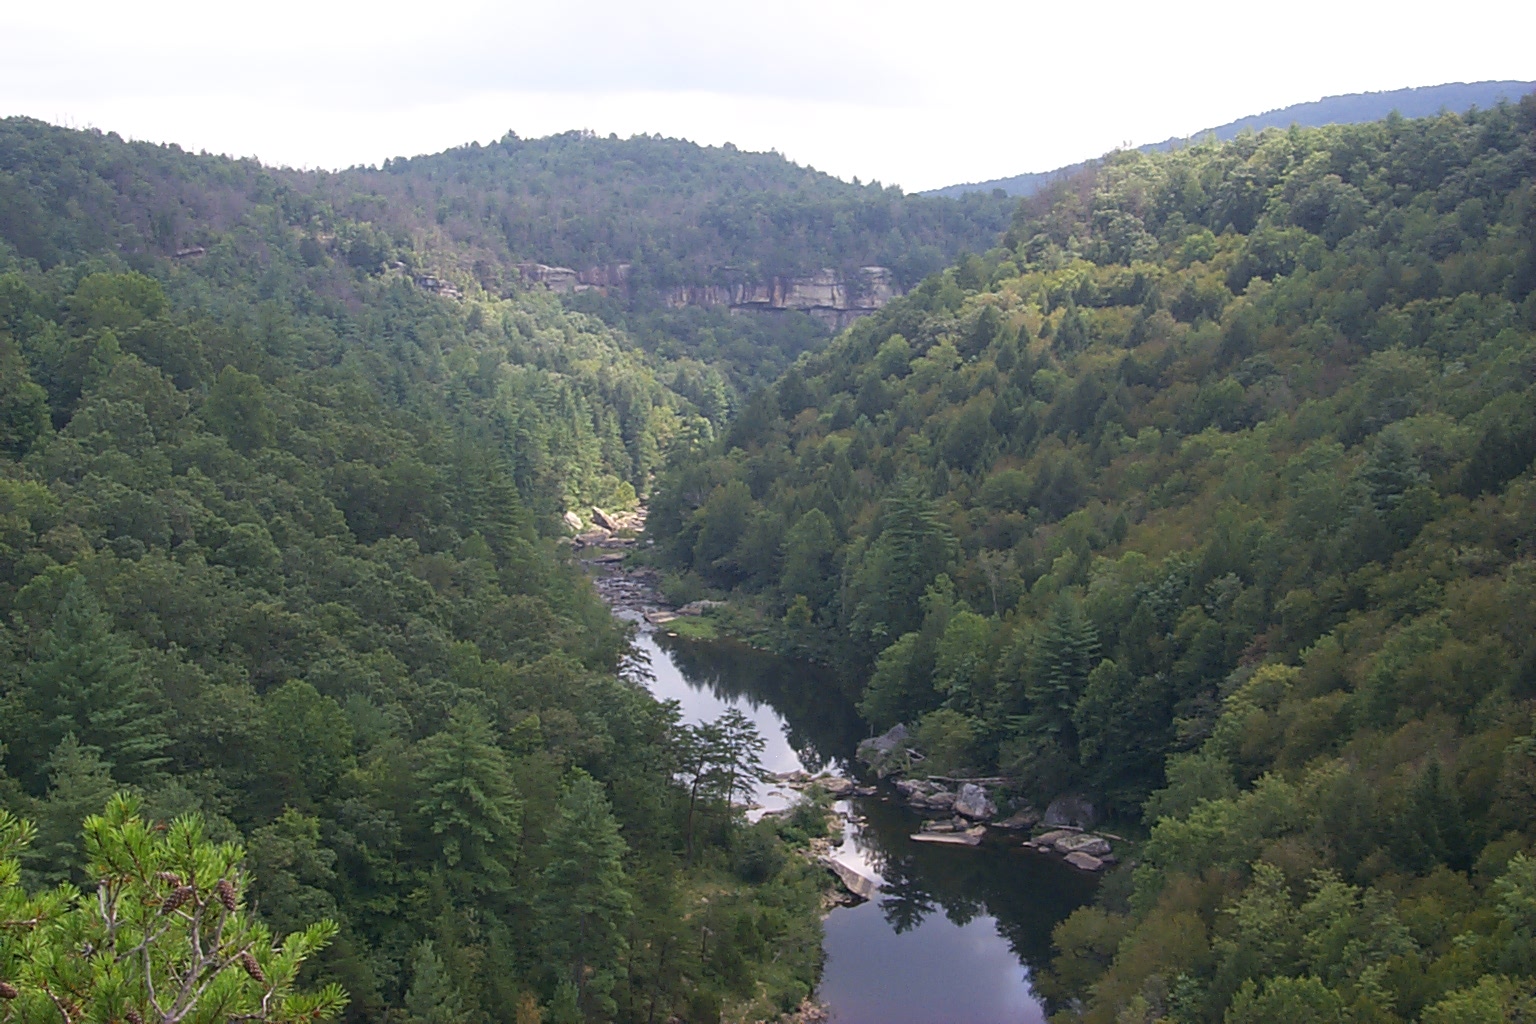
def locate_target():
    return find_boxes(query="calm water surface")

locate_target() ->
[632,628,1096,1024]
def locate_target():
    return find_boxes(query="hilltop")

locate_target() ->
[928,79,1536,198]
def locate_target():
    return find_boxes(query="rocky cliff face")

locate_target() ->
[518,262,899,327]
[662,267,899,329]
[518,262,631,294]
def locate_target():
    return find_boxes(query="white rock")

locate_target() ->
[953,783,997,820]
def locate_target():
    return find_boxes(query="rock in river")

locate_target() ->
[821,857,878,901]
[910,825,986,846]
[1055,833,1112,857]
[954,783,996,820]
[994,808,1040,830]
[819,776,856,797]
[1064,851,1106,871]
[857,724,912,776]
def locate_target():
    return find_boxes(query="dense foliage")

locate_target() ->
[345,131,1014,288]
[0,152,828,1023]
[650,99,1536,1022]
[0,117,1017,416]
[927,80,1535,199]
[0,795,346,1024]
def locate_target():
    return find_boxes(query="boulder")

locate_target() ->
[819,777,856,797]
[820,858,877,901]
[921,791,956,811]
[1054,833,1112,857]
[953,783,997,821]
[590,507,619,531]
[910,825,985,847]
[858,725,912,777]
[1034,829,1079,847]
[678,599,727,616]
[994,808,1041,830]
[1064,851,1105,871]
[860,724,909,756]
[1043,794,1098,828]
[562,510,583,533]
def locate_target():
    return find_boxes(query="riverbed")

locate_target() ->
[629,624,1097,1024]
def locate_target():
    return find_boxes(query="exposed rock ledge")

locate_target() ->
[518,262,901,329]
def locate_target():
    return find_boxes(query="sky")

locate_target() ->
[4,0,1535,192]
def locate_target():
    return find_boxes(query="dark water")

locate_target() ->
[635,630,1096,1024]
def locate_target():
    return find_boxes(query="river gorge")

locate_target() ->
[590,557,1097,1023]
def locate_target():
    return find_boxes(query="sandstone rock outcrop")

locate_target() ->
[518,261,901,327]
[518,262,631,295]
[662,267,899,328]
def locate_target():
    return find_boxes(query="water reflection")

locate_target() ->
[651,631,864,774]
[641,629,1096,1024]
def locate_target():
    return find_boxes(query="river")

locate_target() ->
[630,624,1097,1024]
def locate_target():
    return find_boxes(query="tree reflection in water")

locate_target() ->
[653,631,1097,973]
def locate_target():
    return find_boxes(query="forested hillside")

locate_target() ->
[649,98,1536,1022]
[0,150,832,1023]
[929,79,1536,199]
[0,118,1015,407]
[350,132,1013,288]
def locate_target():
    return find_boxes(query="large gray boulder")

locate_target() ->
[1043,794,1098,828]
[1055,833,1112,857]
[1064,851,1105,871]
[857,724,912,777]
[953,783,997,821]
[861,723,909,755]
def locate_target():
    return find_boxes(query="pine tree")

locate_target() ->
[845,480,956,645]
[28,734,118,884]
[403,940,465,1024]
[414,705,523,897]
[21,581,168,786]
[1021,597,1101,750]
[535,771,631,1021]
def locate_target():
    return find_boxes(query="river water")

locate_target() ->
[632,626,1097,1024]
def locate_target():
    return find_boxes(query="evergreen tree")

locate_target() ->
[403,940,465,1024]
[535,771,631,1022]
[27,733,117,884]
[19,581,167,786]
[413,705,523,897]
[1020,598,1101,751]
[845,481,956,647]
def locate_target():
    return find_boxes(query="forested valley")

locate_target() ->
[0,118,858,1024]
[3,90,1536,1024]
[649,98,1536,1022]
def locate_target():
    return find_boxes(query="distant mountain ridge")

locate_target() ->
[926,79,1536,198]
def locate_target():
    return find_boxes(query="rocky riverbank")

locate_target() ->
[858,724,1124,871]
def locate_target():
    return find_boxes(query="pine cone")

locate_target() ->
[215,878,238,912]
[155,872,184,887]
[0,981,19,999]
[124,1008,143,1024]
[237,952,267,985]
[161,886,195,914]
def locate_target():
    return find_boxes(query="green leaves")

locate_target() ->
[1,795,345,1024]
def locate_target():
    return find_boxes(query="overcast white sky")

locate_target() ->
[4,0,1534,192]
